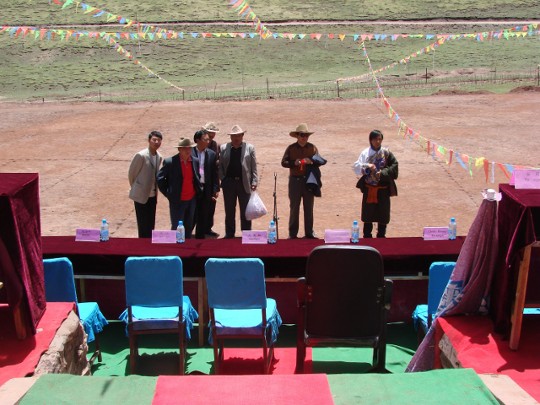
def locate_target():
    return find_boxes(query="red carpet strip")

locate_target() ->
[153,374,332,405]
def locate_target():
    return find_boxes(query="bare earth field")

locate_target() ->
[1,91,539,239]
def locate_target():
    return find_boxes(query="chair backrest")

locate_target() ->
[125,256,184,307]
[427,261,455,316]
[304,245,386,338]
[205,258,267,310]
[43,257,78,303]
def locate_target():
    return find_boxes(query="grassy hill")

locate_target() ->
[0,0,539,101]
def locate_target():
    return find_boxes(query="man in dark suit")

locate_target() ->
[157,137,202,238]
[192,130,219,239]
[202,122,220,236]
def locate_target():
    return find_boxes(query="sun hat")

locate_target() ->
[202,122,220,133]
[177,137,195,148]
[228,125,246,135]
[290,123,314,137]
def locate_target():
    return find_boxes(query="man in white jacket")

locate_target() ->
[128,131,163,238]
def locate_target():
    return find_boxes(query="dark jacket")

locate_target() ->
[191,147,219,196]
[306,153,327,197]
[157,154,203,201]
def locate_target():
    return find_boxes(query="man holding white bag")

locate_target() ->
[219,125,258,239]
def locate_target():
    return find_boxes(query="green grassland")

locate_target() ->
[1,1,539,101]
[3,0,539,24]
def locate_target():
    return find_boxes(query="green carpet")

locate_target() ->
[89,321,417,376]
[328,369,499,404]
[19,374,157,405]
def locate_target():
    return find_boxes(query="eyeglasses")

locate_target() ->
[298,134,310,138]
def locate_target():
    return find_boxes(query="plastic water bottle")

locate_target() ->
[351,220,360,243]
[100,218,109,242]
[268,220,277,244]
[176,220,185,244]
[448,217,457,240]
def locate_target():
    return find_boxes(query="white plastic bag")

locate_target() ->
[245,191,268,220]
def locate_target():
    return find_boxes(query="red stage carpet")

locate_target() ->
[153,374,332,405]
[437,315,540,402]
[0,302,74,387]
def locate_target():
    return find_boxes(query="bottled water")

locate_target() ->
[448,217,457,240]
[351,220,360,243]
[268,220,277,244]
[176,220,185,243]
[100,218,109,242]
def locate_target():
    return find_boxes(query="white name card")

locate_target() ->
[423,227,449,241]
[514,169,540,190]
[75,228,100,242]
[151,230,177,244]
[242,230,268,244]
[324,229,351,244]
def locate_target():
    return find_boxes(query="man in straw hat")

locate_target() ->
[201,122,220,237]
[281,123,320,239]
[218,125,258,238]
[157,137,203,238]
[128,130,163,238]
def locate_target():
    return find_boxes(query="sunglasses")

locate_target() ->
[298,133,310,138]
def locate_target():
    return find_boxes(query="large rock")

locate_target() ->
[34,310,90,376]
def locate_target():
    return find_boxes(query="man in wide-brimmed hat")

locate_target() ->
[128,130,164,238]
[281,123,320,239]
[218,125,258,238]
[157,137,203,238]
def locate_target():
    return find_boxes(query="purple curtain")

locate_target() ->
[0,173,46,336]
[407,198,498,371]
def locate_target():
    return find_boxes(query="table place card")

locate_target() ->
[242,230,268,244]
[324,229,351,244]
[423,227,449,241]
[514,169,540,190]
[151,230,177,244]
[75,228,100,242]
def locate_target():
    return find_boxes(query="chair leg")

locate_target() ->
[372,344,388,373]
[212,340,220,374]
[129,335,137,374]
[95,334,102,362]
[295,341,306,373]
[87,334,102,365]
[179,335,185,375]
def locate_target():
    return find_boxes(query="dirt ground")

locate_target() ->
[1,90,539,239]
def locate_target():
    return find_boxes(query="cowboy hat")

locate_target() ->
[290,123,314,137]
[228,125,246,135]
[177,137,195,148]
[202,122,220,133]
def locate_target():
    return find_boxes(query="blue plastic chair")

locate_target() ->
[412,261,456,336]
[119,256,198,374]
[205,258,282,374]
[43,257,108,363]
